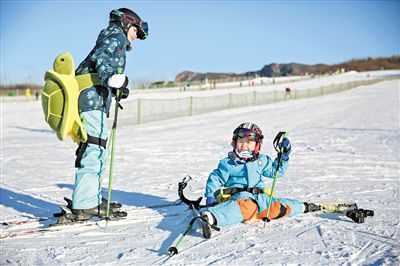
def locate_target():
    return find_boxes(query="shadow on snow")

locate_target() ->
[0,184,198,256]
[57,183,191,256]
[0,187,60,219]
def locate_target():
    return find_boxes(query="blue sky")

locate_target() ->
[1,0,399,84]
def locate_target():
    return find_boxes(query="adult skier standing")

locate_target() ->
[70,8,148,220]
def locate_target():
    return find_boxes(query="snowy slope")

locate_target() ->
[1,77,399,265]
[130,70,400,100]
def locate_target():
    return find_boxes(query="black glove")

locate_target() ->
[108,74,129,99]
[112,87,129,99]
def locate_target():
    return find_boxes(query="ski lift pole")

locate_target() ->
[264,132,288,228]
[106,89,123,221]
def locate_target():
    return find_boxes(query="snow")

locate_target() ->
[1,72,399,265]
[129,70,400,100]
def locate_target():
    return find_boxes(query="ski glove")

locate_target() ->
[278,137,291,161]
[108,74,130,99]
[206,197,217,207]
[112,87,130,99]
[107,74,129,89]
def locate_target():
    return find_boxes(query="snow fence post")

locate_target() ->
[137,98,142,124]
[189,96,193,116]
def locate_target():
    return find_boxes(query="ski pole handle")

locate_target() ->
[273,132,289,152]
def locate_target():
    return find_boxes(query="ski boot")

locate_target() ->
[101,197,122,210]
[52,205,77,225]
[304,202,321,213]
[200,211,216,239]
[53,197,122,217]
[346,208,374,223]
[72,203,127,221]
[52,197,127,224]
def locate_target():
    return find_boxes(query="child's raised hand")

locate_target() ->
[278,137,291,161]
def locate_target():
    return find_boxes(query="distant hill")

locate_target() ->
[175,56,400,82]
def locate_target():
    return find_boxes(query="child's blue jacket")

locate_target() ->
[205,152,288,198]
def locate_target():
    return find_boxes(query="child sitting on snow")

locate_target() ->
[201,122,319,238]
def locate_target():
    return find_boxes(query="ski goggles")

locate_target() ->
[233,128,260,141]
[135,21,148,39]
[122,14,149,39]
[139,21,149,39]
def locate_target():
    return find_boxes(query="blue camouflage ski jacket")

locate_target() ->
[76,23,130,114]
[205,152,288,198]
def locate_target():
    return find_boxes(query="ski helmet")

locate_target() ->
[109,8,149,40]
[232,122,264,156]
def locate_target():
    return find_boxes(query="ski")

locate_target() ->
[313,202,374,223]
[314,202,358,213]
[1,203,184,239]
[189,204,213,239]
[1,219,100,239]
[1,214,133,239]
[1,217,50,227]
[1,199,183,230]
[1,211,182,240]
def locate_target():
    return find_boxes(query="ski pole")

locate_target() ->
[106,89,123,221]
[264,132,287,228]
[168,216,198,257]
[168,178,221,257]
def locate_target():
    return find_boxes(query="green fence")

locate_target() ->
[109,78,389,127]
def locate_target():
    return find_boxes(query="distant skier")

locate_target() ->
[200,123,319,237]
[69,8,148,220]
[25,88,31,102]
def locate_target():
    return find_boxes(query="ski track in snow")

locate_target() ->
[1,73,399,265]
